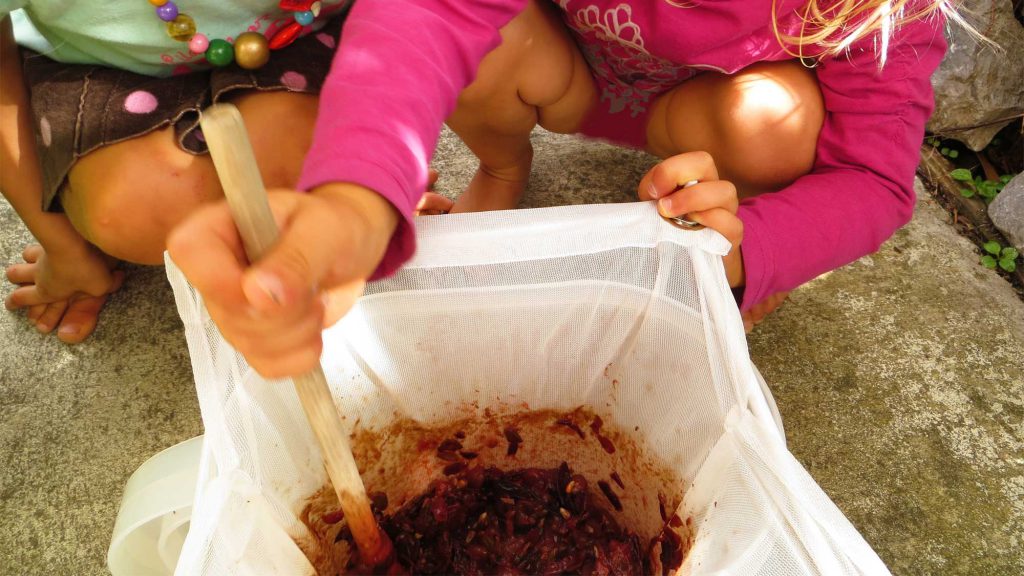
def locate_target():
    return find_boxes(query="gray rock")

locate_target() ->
[989,172,1024,249]
[927,0,1024,150]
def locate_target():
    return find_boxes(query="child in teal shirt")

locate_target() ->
[1,1,398,345]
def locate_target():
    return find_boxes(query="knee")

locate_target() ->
[713,62,824,189]
[718,62,823,143]
[455,0,584,123]
[66,139,219,264]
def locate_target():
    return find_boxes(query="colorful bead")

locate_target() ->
[150,1,313,70]
[268,21,302,50]
[234,32,270,70]
[155,1,178,21]
[188,33,209,54]
[166,13,196,42]
[205,38,234,67]
[278,1,315,10]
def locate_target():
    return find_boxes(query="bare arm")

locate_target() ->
[0,16,93,255]
[299,0,528,278]
[2,15,123,342]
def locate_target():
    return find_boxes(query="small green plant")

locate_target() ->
[951,169,1012,203]
[981,241,1019,273]
[926,136,960,158]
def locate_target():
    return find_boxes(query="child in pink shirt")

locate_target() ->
[172,0,949,376]
[5,1,951,377]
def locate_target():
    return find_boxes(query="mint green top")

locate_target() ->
[2,1,344,77]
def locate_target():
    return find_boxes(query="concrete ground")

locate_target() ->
[1,128,1022,575]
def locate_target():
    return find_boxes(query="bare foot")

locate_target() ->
[450,161,530,214]
[416,192,454,216]
[4,243,124,342]
[742,291,789,333]
[414,169,456,215]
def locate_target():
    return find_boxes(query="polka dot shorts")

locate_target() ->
[19,14,345,212]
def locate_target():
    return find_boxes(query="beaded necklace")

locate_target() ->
[148,0,325,70]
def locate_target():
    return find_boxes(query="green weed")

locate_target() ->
[981,241,1019,273]
[951,169,1012,204]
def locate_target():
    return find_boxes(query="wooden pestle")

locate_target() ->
[198,103,392,566]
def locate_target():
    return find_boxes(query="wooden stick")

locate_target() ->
[199,103,390,565]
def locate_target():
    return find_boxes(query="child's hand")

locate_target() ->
[4,242,124,342]
[168,183,398,379]
[638,151,744,288]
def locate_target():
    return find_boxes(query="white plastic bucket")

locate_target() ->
[108,435,204,576]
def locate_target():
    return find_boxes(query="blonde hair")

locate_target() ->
[768,0,974,65]
[665,1,979,67]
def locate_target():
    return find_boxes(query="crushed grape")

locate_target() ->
[336,462,683,575]
[503,427,523,456]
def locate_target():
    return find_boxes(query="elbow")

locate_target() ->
[867,177,917,253]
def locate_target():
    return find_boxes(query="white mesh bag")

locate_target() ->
[167,202,890,575]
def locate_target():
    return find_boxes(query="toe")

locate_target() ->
[26,304,46,323]
[35,301,69,334]
[415,192,454,216]
[57,295,107,344]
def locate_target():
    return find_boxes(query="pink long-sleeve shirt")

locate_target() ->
[297,0,947,310]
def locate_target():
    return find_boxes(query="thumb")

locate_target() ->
[240,204,358,313]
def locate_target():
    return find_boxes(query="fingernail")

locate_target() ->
[658,197,672,215]
[247,271,285,308]
[648,183,660,199]
[59,324,78,336]
[743,320,754,333]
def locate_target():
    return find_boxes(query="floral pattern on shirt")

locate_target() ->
[558,1,695,117]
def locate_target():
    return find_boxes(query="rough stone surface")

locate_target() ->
[747,181,1024,574]
[0,259,201,574]
[989,172,1024,249]
[927,0,1024,150]
[2,128,1023,575]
